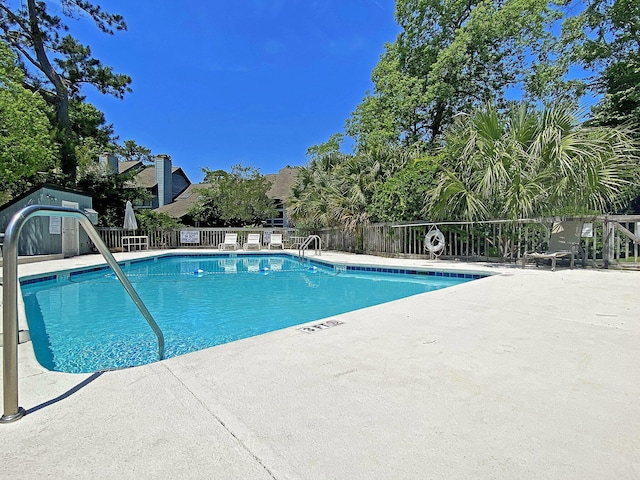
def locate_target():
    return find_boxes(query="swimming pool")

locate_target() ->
[20,254,487,373]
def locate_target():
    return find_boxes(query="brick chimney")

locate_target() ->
[155,154,173,207]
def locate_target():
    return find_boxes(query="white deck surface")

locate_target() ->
[1,250,638,479]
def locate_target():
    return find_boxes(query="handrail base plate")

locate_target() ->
[0,407,26,423]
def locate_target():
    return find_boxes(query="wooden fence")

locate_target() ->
[97,227,297,250]
[316,216,640,267]
[97,215,640,267]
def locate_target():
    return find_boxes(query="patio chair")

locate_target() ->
[522,220,584,271]
[268,233,284,250]
[243,233,261,250]
[218,233,239,251]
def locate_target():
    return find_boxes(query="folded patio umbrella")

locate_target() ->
[123,201,138,230]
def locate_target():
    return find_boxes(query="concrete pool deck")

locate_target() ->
[1,250,638,479]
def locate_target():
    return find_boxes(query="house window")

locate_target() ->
[133,197,154,208]
[264,199,285,227]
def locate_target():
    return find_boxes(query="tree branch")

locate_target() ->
[21,80,58,103]
[7,40,43,72]
[26,0,68,114]
[0,4,30,32]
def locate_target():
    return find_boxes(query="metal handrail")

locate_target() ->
[2,205,165,423]
[298,235,322,257]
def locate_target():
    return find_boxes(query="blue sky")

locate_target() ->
[74,1,400,183]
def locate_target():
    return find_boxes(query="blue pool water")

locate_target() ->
[20,254,485,373]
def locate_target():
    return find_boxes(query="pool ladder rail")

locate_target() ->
[298,235,322,257]
[1,205,165,423]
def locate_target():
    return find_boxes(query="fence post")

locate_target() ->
[603,217,615,269]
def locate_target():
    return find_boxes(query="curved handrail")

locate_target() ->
[298,235,322,257]
[2,205,165,423]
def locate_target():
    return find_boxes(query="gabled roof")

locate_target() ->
[0,183,91,211]
[153,167,300,220]
[122,164,188,190]
[118,160,144,174]
[265,167,299,200]
[154,183,211,219]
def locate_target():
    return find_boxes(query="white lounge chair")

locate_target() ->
[268,233,284,250]
[522,220,584,271]
[218,233,239,251]
[243,233,261,250]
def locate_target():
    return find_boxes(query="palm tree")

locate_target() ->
[287,152,348,230]
[429,102,640,221]
[288,145,418,251]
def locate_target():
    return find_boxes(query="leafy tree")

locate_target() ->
[136,210,183,230]
[565,0,640,131]
[118,139,153,163]
[305,133,345,160]
[71,100,118,171]
[76,169,150,226]
[69,99,115,146]
[0,0,132,179]
[75,136,108,172]
[347,0,577,150]
[369,159,440,222]
[590,56,640,131]
[190,165,276,227]
[429,102,640,221]
[346,42,427,150]
[0,41,56,203]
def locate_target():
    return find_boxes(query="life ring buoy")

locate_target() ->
[425,228,445,254]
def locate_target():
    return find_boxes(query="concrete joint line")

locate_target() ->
[160,363,279,480]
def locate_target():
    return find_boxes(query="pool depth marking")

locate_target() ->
[299,319,344,333]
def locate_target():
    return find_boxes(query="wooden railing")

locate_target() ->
[96,227,297,250]
[96,216,640,267]
[317,216,640,267]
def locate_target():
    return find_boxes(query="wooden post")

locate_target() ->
[603,217,615,269]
